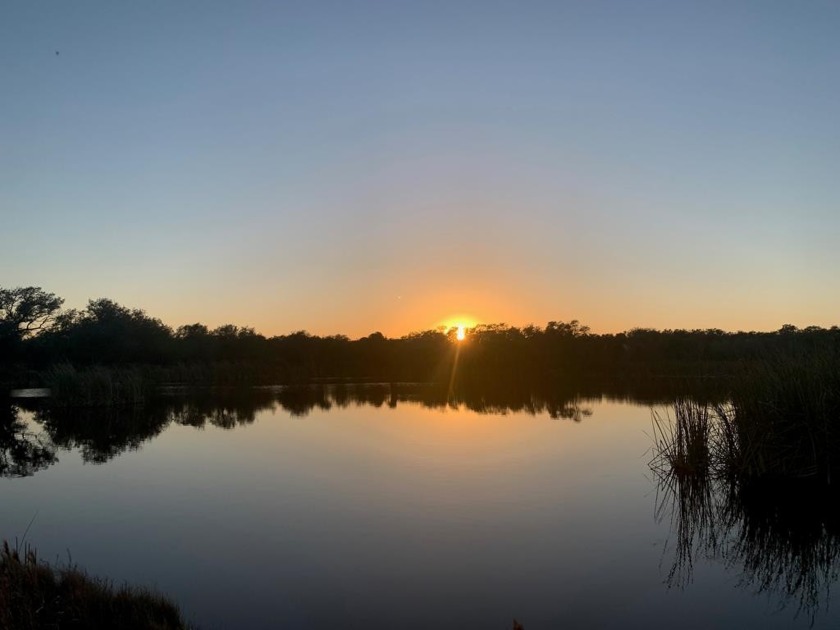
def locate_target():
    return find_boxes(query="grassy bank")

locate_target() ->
[0,541,191,629]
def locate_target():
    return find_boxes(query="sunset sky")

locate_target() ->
[2,1,838,338]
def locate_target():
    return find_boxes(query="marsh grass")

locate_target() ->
[651,350,840,621]
[726,351,840,482]
[44,364,146,407]
[651,400,713,480]
[0,540,191,629]
[652,350,840,486]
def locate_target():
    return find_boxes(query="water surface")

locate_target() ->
[2,385,837,628]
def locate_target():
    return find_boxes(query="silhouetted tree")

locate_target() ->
[0,287,63,339]
[4,285,840,388]
[0,287,63,360]
[50,298,174,364]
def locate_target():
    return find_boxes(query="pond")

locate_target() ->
[2,384,838,629]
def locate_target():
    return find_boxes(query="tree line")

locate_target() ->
[2,286,838,386]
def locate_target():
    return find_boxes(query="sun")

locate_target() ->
[440,315,477,341]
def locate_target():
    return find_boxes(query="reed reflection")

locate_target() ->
[653,443,840,624]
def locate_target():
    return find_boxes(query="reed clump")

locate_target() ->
[44,364,146,407]
[653,350,840,485]
[651,351,840,623]
[726,351,840,482]
[0,540,191,629]
[652,399,713,480]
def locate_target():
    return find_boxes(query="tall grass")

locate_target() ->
[652,350,840,485]
[726,351,840,482]
[651,350,840,621]
[0,540,191,629]
[44,364,146,407]
[651,399,713,480]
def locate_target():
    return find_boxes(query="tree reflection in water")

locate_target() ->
[2,382,603,475]
[0,405,56,477]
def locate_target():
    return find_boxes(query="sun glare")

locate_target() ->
[439,314,477,342]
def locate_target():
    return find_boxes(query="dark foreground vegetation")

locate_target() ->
[0,541,190,630]
[3,286,839,398]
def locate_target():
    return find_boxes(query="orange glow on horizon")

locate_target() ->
[441,314,479,331]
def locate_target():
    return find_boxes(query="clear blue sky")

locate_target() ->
[2,1,838,337]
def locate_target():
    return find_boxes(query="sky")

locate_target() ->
[2,1,839,338]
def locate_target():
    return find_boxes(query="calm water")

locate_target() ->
[2,385,839,629]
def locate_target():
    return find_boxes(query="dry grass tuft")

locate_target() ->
[0,540,192,629]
